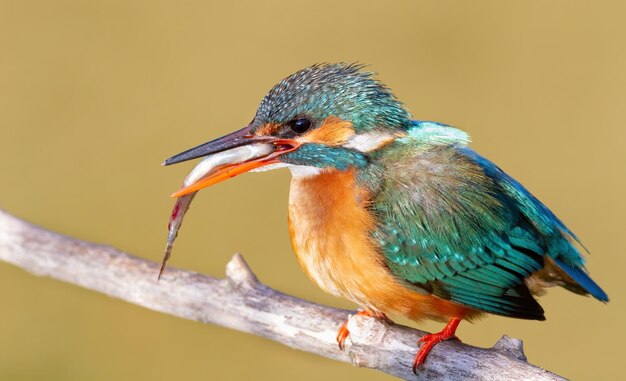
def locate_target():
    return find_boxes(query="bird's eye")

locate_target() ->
[288,118,312,134]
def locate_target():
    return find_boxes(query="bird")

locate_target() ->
[162,63,608,373]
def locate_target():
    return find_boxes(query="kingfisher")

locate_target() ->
[162,63,608,372]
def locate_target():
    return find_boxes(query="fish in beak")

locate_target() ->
[158,125,299,279]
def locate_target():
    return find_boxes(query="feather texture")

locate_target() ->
[357,121,608,319]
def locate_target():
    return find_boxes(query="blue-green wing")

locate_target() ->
[369,132,607,320]
[462,147,607,302]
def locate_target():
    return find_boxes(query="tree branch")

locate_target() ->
[0,209,566,380]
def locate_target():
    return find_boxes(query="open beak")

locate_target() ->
[163,125,299,197]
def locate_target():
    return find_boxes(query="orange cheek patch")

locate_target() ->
[254,122,280,136]
[299,116,355,146]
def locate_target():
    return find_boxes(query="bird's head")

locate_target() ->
[164,63,412,196]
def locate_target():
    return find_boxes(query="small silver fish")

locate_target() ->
[159,143,275,279]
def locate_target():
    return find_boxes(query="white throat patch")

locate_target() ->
[250,162,323,179]
[288,165,324,179]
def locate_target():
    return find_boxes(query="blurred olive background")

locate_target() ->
[1,0,624,380]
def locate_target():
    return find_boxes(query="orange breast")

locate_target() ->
[287,169,479,322]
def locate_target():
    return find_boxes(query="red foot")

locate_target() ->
[336,310,390,351]
[413,317,461,373]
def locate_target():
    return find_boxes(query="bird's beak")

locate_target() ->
[163,125,299,197]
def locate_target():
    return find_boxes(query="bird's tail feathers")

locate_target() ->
[551,257,609,302]
[525,257,609,302]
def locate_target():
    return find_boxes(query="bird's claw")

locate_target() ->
[336,323,350,351]
[416,334,459,345]
[412,317,461,373]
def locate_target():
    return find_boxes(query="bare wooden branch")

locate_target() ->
[0,209,566,381]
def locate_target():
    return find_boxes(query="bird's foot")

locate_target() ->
[336,310,391,351]
[412,317,461,373]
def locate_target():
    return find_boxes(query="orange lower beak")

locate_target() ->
[168,138,300,198]
[171,158,275,197]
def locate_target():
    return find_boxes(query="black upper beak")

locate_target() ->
[162,125,272,166]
